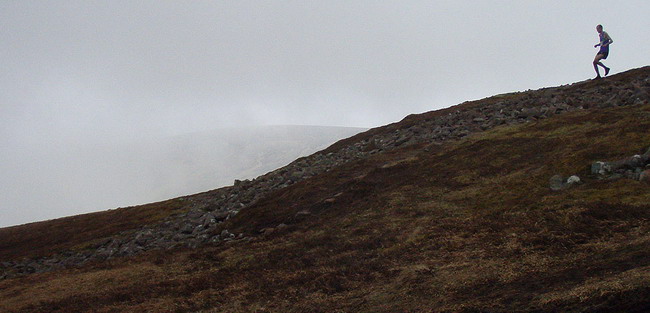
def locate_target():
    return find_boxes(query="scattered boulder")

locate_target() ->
[220,229,235,239]
[591,161,608,175]
[134,230,153,246]
[566,175,582,185]
[591,148,650,182]
[549,175,566,191]
[550,175,582,191]
[640,170,650,183]
[180,223,194,234]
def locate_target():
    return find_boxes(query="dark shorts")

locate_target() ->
[598,48,609,59]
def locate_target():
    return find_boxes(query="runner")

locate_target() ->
[593,24,613,79]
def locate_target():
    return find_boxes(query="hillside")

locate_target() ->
[1,67,650,312]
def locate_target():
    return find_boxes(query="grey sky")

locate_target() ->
[1,1,649,226]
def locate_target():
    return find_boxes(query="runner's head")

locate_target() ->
[596,25,603,33]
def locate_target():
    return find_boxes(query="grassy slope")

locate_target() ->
[2,100,650,312]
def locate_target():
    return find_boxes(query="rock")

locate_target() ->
[609,157,643,172]
[191,225,204,235]
[220,229,235,239]
[640,170,650,183]
[591,161,606,175]
[118,243,139,257]
[134,230,153,246]
[187,210,205,220]
[394,137,410,147]
[630,155,645,168]
[591,149,650,181]
[173,233,191,242]
[550,174,580,191]
[566,175,581,185]
[180,223,195,234]
[200,213,217,228]
[213,210,230,222]
[549,175,565,191]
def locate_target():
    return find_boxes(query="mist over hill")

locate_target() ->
[139,125,366,199]
[0,125,365,227]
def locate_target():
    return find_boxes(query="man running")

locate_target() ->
[593,24,613,79]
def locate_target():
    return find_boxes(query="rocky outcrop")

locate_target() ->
[591,147,650,181]
[2,68,650,280]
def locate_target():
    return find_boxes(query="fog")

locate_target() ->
[0,125,365,227]
[1,1,649,227]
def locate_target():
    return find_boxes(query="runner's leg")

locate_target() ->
[593,54,604,77]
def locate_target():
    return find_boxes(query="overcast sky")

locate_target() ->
[1,1,649,227]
